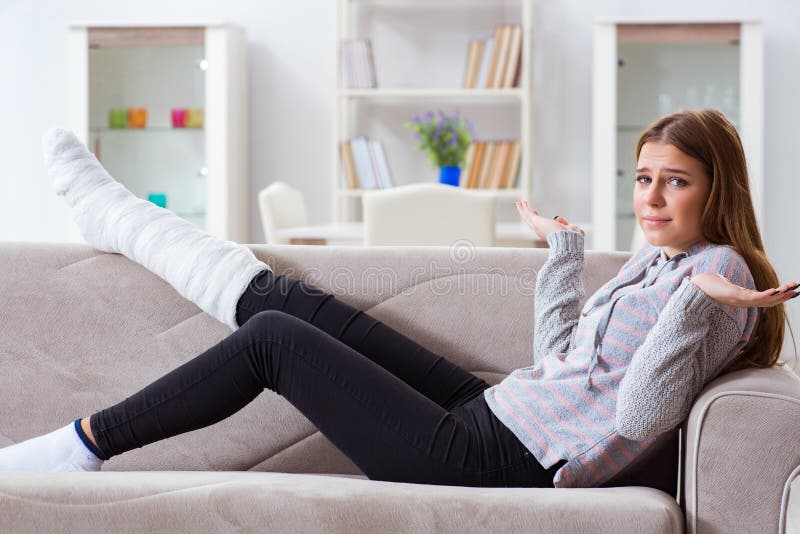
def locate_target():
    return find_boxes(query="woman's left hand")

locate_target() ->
[691,272,799,308]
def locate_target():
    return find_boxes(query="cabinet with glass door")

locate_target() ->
[67,23,248,242]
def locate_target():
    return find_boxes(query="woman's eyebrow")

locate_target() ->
[635,166,691,176]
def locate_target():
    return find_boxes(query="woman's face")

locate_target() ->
[633,142,711,259]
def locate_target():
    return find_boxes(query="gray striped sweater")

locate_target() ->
[483,230,758,488]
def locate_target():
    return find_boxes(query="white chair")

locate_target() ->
[258,182,308,244]
[362,183,496,246]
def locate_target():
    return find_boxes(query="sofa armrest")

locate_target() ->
[682,366,800,534]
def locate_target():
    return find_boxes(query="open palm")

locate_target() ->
[691,272,799,308]
[515,200,584,241]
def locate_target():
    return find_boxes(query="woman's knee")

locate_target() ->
[241,309,308,340]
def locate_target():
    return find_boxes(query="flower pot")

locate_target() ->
[439,166,461,186]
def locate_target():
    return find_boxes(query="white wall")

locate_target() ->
[0,0,797,360]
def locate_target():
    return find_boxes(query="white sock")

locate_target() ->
[0,421,103,472]
[42,128,269,330]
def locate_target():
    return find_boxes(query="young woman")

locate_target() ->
[0,109,795,488]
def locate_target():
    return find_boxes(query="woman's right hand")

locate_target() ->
[515,200,584,241]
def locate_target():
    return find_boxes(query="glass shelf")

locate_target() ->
[90,127,204,133]
[339,88,524,102]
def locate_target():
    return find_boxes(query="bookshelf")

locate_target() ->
[333,0,535,223]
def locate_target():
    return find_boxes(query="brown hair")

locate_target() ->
[636,109,794,371]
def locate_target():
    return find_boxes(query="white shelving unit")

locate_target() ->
[67,22,249,242]
[333,0,535,224]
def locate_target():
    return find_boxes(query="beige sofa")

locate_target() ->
[0,242,798,534]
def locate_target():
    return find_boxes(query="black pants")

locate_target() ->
[90,271,563,487]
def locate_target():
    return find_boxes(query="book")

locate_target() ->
[366,141,384,188]
[503,140,522,188]
[488,141,510,188]
[511,44,523,88]
[342,40,361,88]
[350,136,378,188]
[341,41,353,88]
[477,141,496,188]
[370,139,393,188]
[490,25,512,89]
[497,140,515,188]
[339,140,360,188]
[475,37,494,89]
[460,142,476,187]
[465,141,486,188]
[496,139,513,188]
[502,25,522,88]
[363,39,378,88]
[341,39,378,89]
[355,40,368,88]
[484,26,504,88]
[462,40,485,89]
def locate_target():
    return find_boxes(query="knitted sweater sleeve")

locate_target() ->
[533,230,586,363]
[615,277,743,441]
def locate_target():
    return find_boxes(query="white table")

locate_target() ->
[274,222,592,247]
[275,222,365,245]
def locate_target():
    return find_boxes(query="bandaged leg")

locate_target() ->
[43,128,268,330]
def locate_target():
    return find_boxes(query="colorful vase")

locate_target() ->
[108,109,126,129]
[185,108,204,129]
[147,193,167,208]
[128,108,147,129]
[171,108,186,128]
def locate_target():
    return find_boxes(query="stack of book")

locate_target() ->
[341,39,378,89]
[462,24,523,89]
[461,140,521,189]
[340,137,394,189]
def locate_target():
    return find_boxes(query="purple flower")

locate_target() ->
[424,110,434,121]
[434,119,446,137]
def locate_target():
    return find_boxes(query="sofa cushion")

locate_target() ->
[0,471,683,533]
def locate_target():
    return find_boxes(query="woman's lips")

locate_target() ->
[643,217,670,228]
